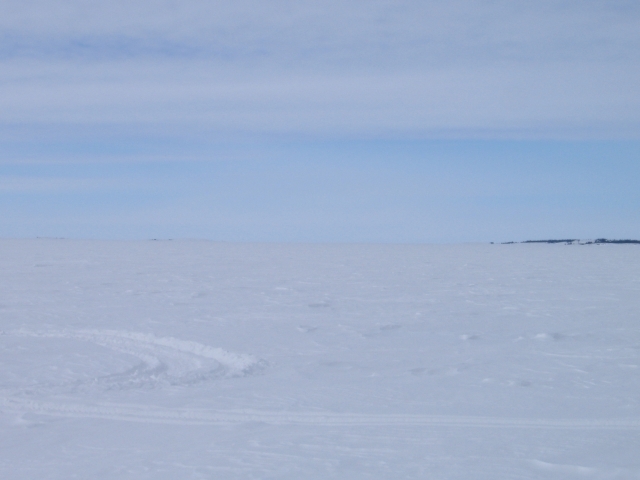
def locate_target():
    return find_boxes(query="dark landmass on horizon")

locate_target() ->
[500,239,640,245]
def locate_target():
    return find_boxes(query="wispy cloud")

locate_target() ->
[1,0,639,140]
[0,175,145,193]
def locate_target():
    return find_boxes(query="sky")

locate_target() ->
[1,0,639,242]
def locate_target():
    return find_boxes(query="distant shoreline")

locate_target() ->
[500,239,640,245]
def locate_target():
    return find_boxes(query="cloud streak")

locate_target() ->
[1,0,639,140]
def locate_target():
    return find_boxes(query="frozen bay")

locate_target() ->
[1,239,639,479]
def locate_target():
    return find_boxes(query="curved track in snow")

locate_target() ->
[9,329,263,387]
[2,330,639,430]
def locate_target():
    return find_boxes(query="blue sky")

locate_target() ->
[1,1,639,242]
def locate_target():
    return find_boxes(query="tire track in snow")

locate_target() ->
[1,398,639,429]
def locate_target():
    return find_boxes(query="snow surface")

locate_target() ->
[1,239,639,479]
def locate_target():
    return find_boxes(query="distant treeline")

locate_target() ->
[500,239,640,245]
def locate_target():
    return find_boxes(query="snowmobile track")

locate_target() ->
[2,398,639,429]
[2,329,639,430]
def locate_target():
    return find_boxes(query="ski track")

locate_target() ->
[2,329,639,430]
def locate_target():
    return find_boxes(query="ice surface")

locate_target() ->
[1,239,639,479]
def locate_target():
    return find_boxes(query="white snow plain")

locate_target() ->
[0,239,639,479]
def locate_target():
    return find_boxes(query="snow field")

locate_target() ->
[1,240,639,479]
